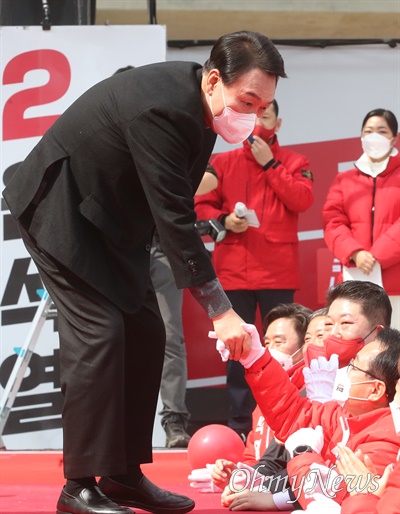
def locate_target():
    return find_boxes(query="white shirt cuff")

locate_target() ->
[273,490,295,511]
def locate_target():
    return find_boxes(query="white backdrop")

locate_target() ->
[1,29,399,449]
[167,44,400,152]
[0,25,166,450]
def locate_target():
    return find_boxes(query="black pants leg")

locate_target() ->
[19,224,165,478]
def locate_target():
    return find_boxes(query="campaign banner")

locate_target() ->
[0,25,166,449]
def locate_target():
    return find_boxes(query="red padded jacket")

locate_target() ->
[245,351,400,509]
[194,137,314,291]
[323,153,400,295]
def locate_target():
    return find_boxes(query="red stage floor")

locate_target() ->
[0,450,284,513]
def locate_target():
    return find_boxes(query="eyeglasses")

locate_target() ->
[347,359,382,381]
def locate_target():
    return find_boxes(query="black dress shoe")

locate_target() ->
[56,485,135,514]
[98,476,195,514]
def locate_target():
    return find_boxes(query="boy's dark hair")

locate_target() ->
[326,281,392,328]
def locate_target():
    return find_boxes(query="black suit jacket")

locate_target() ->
[3,62,217,312]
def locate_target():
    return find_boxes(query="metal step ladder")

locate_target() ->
[0,290,57,449]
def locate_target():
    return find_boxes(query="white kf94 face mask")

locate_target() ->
[361,132,393,160]
[269,347,302,371]
[331,367,377,407]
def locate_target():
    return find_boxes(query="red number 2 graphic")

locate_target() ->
[2,49,71,141]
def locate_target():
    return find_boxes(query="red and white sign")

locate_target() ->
[0,25,166,449]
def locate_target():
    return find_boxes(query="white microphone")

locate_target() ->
[234,202,248,218]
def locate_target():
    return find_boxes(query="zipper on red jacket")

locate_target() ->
[371,177,377,246]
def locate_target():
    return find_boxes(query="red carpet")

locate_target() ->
[0,450,282,513]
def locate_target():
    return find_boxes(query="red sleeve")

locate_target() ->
[245,351,340,445]
[371,217,400,270]
[341,461,400,514]
[194,153,228,222]
[340,494,380,514]
[264,154,314,212]
[322,174,364,266]
[287,451,354,508]
[241,428,257,466]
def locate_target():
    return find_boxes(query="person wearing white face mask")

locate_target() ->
[188,303,312,505]
[323,109,400,330]
[3,30,287,514]
[336,376,400,514]
[216,325,400,512]
[264,303,311,372]
[195,100,314,441]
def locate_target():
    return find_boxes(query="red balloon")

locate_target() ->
[187,424,245,469]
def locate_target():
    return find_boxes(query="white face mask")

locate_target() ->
[332,367,376,407]
[269,347,302,371]
[361,132,393,160]
[209,83,257,145]
[389,399,400,435]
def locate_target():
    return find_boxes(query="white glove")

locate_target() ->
[188,464,223,493]
[240,323,266,368]
[284,425,324,458]
[208,331,230,361]
[208,323,265,368]
[303,354,339,403]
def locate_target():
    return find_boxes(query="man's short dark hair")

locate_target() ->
[326,281,392,328]
[263,303,312,346]
[204,31,287,85]
[368,327,400,402]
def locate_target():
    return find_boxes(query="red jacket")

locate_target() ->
[245,351,400,509]
[323,153,400,295]
[243,361,305,465]
[194,138,314,290]
[340,457,400,514]
[242,405,275,466]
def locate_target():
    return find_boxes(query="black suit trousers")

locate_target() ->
[18,223,166,479]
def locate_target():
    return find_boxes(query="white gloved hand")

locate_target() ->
[188,464,223,493]
[239,323,266,368]
[208,331,230,361]
[209,323,265,368]
[284,425,324,458]
[303,354,339,403]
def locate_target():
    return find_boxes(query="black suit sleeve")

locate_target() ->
[125,107,216,289]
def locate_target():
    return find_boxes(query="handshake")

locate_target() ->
[209,322,265,368]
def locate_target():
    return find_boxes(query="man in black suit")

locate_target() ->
[3,31,285,514]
